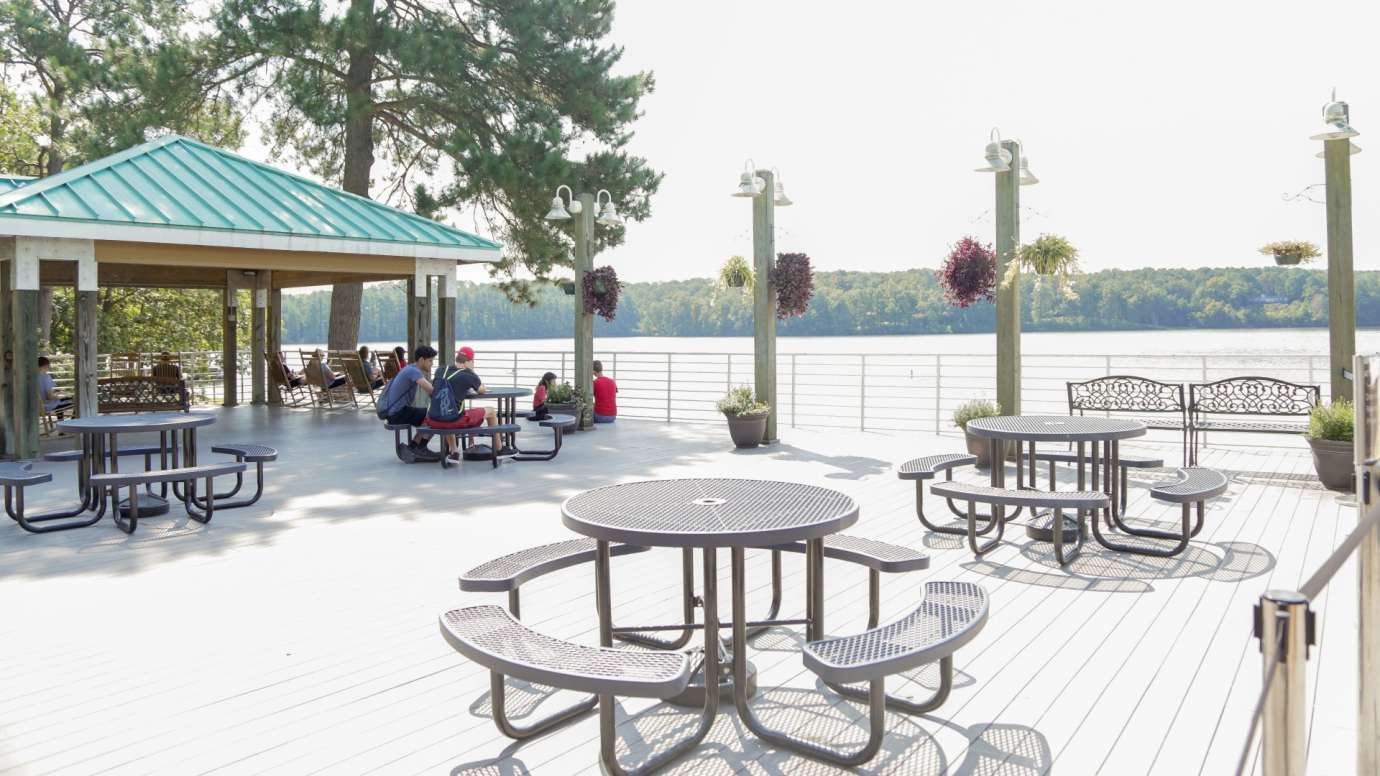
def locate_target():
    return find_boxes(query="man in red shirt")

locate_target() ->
[591,360,617,423]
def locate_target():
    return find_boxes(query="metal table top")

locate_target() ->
[470,386,532,399]
[562,478,858,549]
[57,412,217,435]
[966,415,1146,442]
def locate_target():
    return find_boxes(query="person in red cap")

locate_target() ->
[426,346,498,461]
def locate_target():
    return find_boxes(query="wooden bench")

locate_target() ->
[1068,375,1187,463]
[931,481,1109,564]
[89,462,246,533]
[1188,377,1319,464]
[96,376,189,413]
[513,414,577,462]
[1093,467,1229,558]
[1,462,105,534]
[440,605,697,770]
[741,581,988,767]
[897,453,982,535]
[768,534,929,629]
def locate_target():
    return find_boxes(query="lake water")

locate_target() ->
[333,327,1380,357]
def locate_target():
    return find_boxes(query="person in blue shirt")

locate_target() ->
[378,345,440,463]
[37,357,74,418]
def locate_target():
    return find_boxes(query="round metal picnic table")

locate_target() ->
[56,412,216,517]
[965,415,1146,546]
[562,477,858,721]
[460,386,531,460]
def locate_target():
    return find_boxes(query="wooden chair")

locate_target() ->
[342,353,381,409]
[266,351,312,407]
[380,353,401,381]
[300,351,356,409]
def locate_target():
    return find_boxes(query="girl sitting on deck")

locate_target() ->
[531,372,557,420]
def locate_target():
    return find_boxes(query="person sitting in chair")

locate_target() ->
[37,357,73,418]
[312,349,349,390]
[358,346,385,390]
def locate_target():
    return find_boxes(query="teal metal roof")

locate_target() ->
[0,135,499,255]
[0,175,33,195]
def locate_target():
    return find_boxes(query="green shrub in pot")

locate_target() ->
[1305,399,1354,490]
[953,399,1001,467]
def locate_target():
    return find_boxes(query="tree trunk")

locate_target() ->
[326,0,376,352]
[38,287,53,350]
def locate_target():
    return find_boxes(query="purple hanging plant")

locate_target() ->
[939,236,996,308]
[773,252,813,319]
[582,265,623,322]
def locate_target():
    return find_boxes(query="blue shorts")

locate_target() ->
[594,413,616,424]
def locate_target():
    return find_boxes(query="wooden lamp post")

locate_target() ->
[731,160,793,443]
[1310,92,1359,402]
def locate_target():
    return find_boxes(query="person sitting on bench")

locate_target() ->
[37,357,73,418]
[426,346,499,462]
[531,371,557,421]
[379,345,440,463]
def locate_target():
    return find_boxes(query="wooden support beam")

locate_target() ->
[1324,137,1355,402]
[251,272,269,405]
[411,276,431,354]
[11,289,40,458]
[267,288,283,406]
[995,140,1022,416]
[74,290,98,418]
[223,285,238,407]
[0,252,13,457]
[406,276,417,354]
[438,271,456,363]
[752,170,778,443]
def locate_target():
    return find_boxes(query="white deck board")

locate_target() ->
[0,406,1362,775]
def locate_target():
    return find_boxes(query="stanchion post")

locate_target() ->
[1258,590,1312,776]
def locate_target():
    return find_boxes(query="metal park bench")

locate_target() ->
[513,414,577,462]
[2,462,106,533]
[897,453,984,535]
[1092,467,1229,558]
[440,605,695,761]
[89,462,246,533]
[198,443,278,509]
[459,538,651,619]
[930,481,1109,564]
[1067,375,1187,463]
[383,422,522,468]
[769,535,930,629]
[1188,377,1319,464]
[772,580,988,765]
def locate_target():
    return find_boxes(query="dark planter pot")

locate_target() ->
[547,402,592,430]
[1307,437,1354,490]
[725,272,747,288]
[726,412,768,448]
[1274,253,1303,266]
[964,431,991,469]
[560,282,576,296]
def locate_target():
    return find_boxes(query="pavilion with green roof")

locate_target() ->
[0,134,502,458]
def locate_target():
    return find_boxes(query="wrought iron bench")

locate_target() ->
[96,375,190,413]
[2,462,107,533]
[1093,467,1229,558]
[930,481,1109,564]
[1067,375,1187,463]
[1188,377,1319,464]
[459,538,651,619]
[769,535,930,629]
[513,414,576,462]
[89,462,246,533]
[440,605,698,771]
[743,580,988,767]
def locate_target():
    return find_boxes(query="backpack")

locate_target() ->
[427,367,461,423]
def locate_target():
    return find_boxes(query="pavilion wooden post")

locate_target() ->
[752,169,778,443]
[74,287,98,419]
[405,276,417,354]
[438,270,456,362]
[222,278,238,407]
[251,272,270,405]
[1324,138,1355,402]
[0,250,12,457]
[267,286,283,406]
[427,275,437,348]
[6,244,41,458]
[573,192,595,415]
[411,273,431,354]
[995,140,1022,416]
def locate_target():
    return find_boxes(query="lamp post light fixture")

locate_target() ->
[545,183,624,425]
[974,126,1034,415]
[730,159,794,443]
[1311,91,1361,403]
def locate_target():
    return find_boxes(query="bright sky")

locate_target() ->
[564,0,1379,284]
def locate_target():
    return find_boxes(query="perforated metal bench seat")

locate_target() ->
[43,445,164,463]
[513,415,576,462]
[0,463,52,487]
[1192,419,1309,434]
[439,605,692,698]
[90,462,247,533]
[897,453,976,480]
[1150,467,1228,503]
[930,481,1109,509]
[205,443,278,509]
[210,443,278,462]
[1024,449,1163,468]
[540,414,576,428]
[769,534,929,573]
[460,538,650,593]
[2,463,101,534]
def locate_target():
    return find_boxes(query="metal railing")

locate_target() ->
[1236,353,1379,775]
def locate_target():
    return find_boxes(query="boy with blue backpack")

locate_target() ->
[378,345,440,463]
[426,346,498,462]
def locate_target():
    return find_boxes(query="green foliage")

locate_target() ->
[717,386,769,417]
[208,0,662,303]
[1307,400,1354,442]
[548,381,577,404]
[718,256,754,291]
[1017,234,1079,276]
[0,82,43,176]
[952,399,1001,430]
[47,287,251,353]
[1259,241,1321,264]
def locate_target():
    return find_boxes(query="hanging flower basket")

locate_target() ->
[772,252,813,319]
[1259,240,1320,267]
[559,280,576,296]
[582,265,622,321]
[938,237,995,308]
[718,255,754,291]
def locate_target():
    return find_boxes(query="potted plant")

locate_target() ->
[773,252,813,319]
[583,266,622,321]
[718,255,754,290]
[546,381,593,430]
[1259,240,1321,266]
[1306,399,1354,490]
[558,279,576,296]
[953,399,1001,468]
[1005,233,1079,292]
[938,237,996,308]
[717,385,770,448]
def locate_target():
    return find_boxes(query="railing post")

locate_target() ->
[512,352,518,388]
[790,354,797,428]
[561,351,566,381]
[727,352,732,392]
[934,354,942,433]
[1362,518,1379,775]
[666,353,673,423]
[859,354,867,431]
[1258,590,1312,776]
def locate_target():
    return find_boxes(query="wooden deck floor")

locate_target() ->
[0,406,1360,775]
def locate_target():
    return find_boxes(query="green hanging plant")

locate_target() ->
[1259,240,1321,266]
[717,255,754,291]
[1003,233,1080,297]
